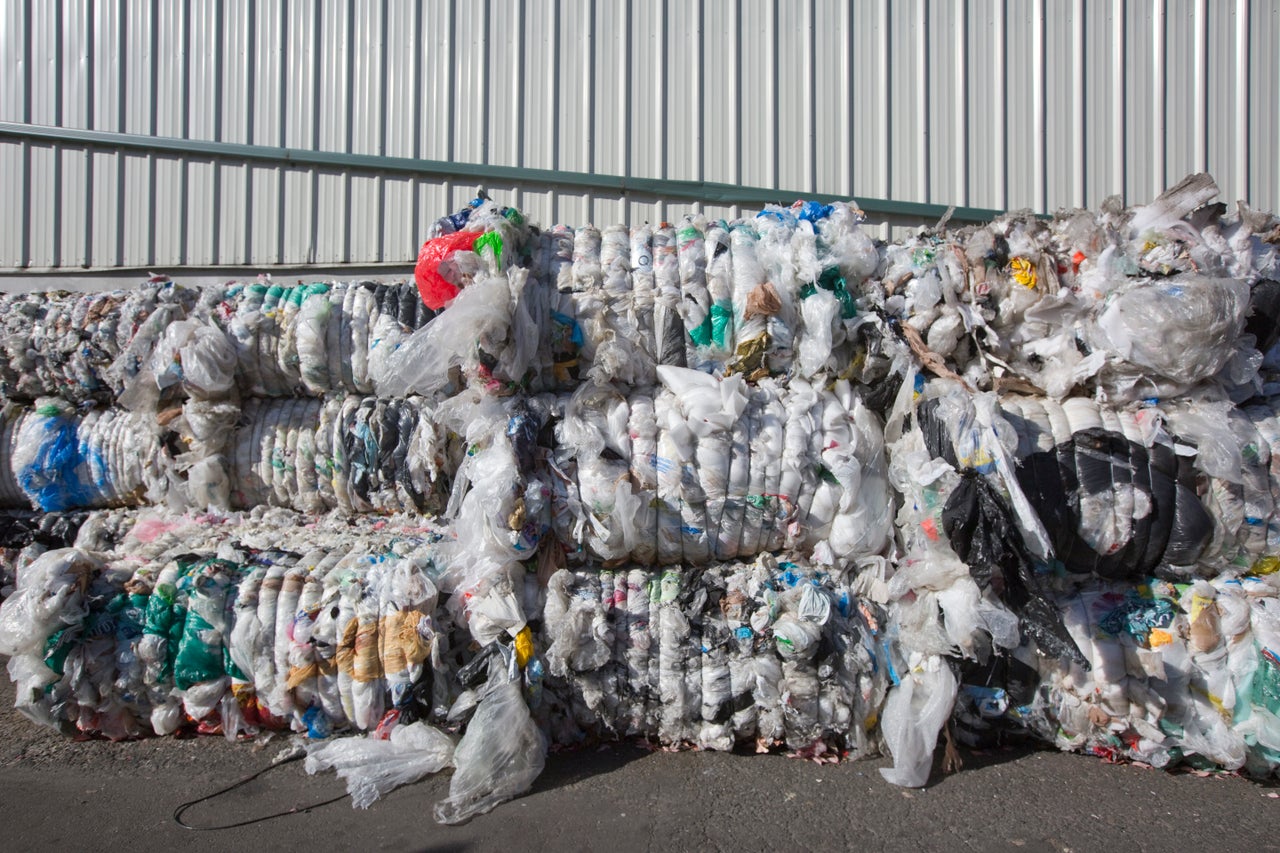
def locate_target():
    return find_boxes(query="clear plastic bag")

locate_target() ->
[151,320,237,399]
[1093,275,1250,387]
[306,721,457,809]
[379,274,512,398]
[878,655,958,787]
[432,671,546,824]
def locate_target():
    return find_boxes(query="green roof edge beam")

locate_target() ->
[0,122,1008,224]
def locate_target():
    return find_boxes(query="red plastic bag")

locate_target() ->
[415,231,482,309]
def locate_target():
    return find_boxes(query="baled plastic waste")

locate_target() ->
[1,176,1279,821]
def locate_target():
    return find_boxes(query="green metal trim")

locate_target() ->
[1,121,1007,223]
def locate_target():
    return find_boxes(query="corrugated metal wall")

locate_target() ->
[1,0,1277,272]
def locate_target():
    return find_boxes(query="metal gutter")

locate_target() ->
[0,121,1008,224]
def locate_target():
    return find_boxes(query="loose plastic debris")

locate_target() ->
[2,177,1280,824]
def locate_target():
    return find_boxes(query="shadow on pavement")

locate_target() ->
[529,741,653,795]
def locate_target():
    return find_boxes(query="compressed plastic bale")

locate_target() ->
[757,385,789,554]
[703,222,735,360]
[364,285,402,395]
[343,399,379,513]
[588,224,650,387]
[293,398,325,514]
[282,551,326,724]
[678,574,704,747]
[727,222,768,365]
[596,568,623,725]
[377,556,440,716]
[629,225,659,369]
[1225,410,1273,561]
[172,557,237,692]
[543,569,611,723]
[607,569,632,732]
[256,284,289,396]
[138,558,186,703]
[313,557,352,729]
[350,285,377,394]
[252,400,280,510]
[274,397,304,509]
[331,395,361,514]
[13,402,160,512]
[1004,394,1217,579]
[540,227,583,389]
[228,295,264,397]
[321,285,346,395]
[694,406,733,561]
[227,564,265,719]
[734,394,767,559]
[1114,408,1157,572]
[231,398,268,508]
[352,580,388,731]
[274,285,310,393]
[312,397,339,512]
[568,222,604,328]
[268,562,307,719]
[0,406,28,507]
[722,570,760,739]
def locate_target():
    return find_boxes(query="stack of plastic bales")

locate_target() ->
[1,175,1279,824]
[0,283,196,514]
[877,174,1280,782]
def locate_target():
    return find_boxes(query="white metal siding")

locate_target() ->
[1,0,1276,271]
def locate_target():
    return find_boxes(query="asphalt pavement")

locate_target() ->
[0,675,1274,853]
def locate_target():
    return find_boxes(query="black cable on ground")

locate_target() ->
[172,752,349,831]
